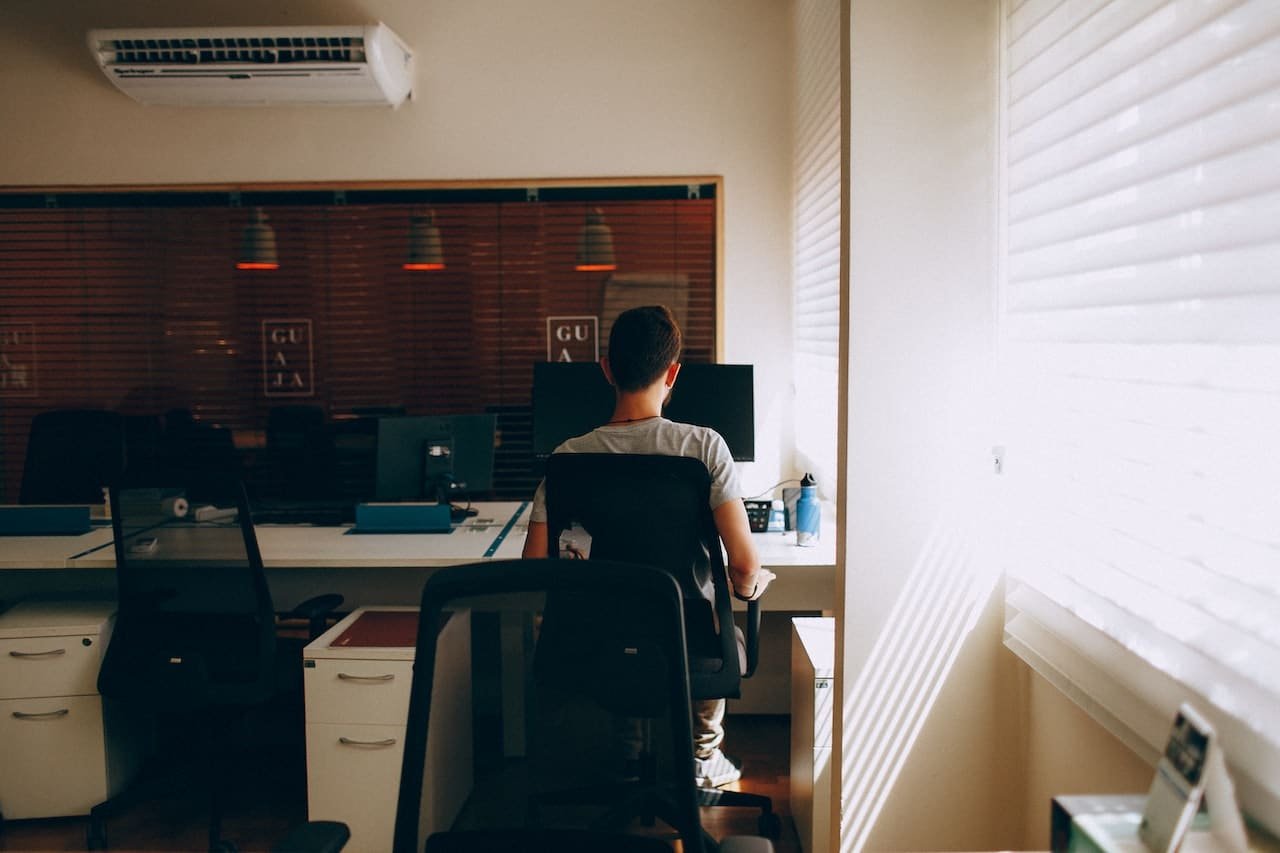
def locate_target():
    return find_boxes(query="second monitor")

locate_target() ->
[532,362,755,461]
[374,414,497,506]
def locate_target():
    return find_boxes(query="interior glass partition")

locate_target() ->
[0,182,718,502]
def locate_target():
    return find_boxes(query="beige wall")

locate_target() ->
[835,1,1155,850]
[0,0,795,490]
[838,0,1012,847]
[1018,669,1152,846]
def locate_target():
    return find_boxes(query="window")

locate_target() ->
[999,0,1280,832]
[793,0,842,487]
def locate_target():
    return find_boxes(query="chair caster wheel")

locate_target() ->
[758,811,782,839]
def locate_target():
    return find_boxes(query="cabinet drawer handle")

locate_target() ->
[9,648,67,658]
[338,736,397,748]
[13,709,70,720]
[336,672,395,682]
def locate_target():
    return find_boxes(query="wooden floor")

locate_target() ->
[0,715,800,852]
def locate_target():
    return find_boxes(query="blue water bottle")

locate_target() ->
[796,473,820,547]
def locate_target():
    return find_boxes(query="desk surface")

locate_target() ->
[8,501,835,570]
[752,510,837,568]
[0,527,114,570]
[1,501,836,612]
[67,501,529,570]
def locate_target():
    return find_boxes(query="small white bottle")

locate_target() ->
[766,499,786,533]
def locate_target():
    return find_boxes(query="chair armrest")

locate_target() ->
[721,835,775,853]
[272,820,349,853]
[287,593,345,639]
[743,597,761,678]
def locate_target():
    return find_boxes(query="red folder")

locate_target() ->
[331,610,419,648]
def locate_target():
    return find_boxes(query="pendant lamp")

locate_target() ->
[575,207,617,271]
[236,207,279,270]
[403,210,445,271]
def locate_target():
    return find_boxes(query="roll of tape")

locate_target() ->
[161,496,189,518]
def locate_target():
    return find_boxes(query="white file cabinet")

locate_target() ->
[0,601,139,821]
[304,606,472,853]
[791,617,835,853]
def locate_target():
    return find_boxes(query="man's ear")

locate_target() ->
[600,357,615,386]
[664,362,681,388]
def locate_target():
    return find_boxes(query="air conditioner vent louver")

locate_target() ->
[88,24,413,106]
[101,35,368,65]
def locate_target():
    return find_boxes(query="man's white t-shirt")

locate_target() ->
[529,417,741,524]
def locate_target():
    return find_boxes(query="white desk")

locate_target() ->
[64,502,528,570]
[1,501,835,614]
[740,502,838,612]
[0,503,527,609]
[0,527,114,570]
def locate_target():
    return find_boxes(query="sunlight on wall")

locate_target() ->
[838,512,1001,852]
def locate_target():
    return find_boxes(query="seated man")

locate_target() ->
[523,304,775,788]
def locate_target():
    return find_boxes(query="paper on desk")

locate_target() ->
[557,523,592,560]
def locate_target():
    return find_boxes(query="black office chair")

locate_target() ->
[542,453,778,837]
[19,408,126,505]
[90,479,341,853]
[410,559,772,853]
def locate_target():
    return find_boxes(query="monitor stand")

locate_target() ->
[450,505,478,522]
[422,469,477,523]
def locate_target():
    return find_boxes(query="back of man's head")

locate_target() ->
[606,305,682,392]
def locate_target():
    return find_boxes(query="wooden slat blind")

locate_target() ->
[0,187,717,502]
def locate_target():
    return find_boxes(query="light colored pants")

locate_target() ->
[692,698,726,759]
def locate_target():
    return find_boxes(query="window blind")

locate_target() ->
[0,188,717,504]
[793,0,842,487]
[999,0,1280,832]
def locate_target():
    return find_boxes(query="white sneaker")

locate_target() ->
[693,748,742,788]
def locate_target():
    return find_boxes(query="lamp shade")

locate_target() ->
[575,207,617,271]
[236,207,279,270]
[403,211,445,271]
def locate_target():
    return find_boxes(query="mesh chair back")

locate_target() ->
[98,482,276,711]
[395,559,709,853]
[543,453,743,696]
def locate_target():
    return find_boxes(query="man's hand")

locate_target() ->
[734,567,777,601]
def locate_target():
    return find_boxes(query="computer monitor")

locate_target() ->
[532,362,755,461]
[666,363,755,461]
[374,414,497,502]
[531,363,614,458]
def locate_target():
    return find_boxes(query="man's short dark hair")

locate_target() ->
[606,305,682,392]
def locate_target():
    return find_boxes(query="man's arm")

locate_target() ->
[522,520,549,559]
[712,498,775,600]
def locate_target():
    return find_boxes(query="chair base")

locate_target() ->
[696,788,781,839]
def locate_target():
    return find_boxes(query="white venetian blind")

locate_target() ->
[793,0,841,487]
[999,0,1280,832]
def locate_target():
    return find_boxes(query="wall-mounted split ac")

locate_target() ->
[87,23,414,107]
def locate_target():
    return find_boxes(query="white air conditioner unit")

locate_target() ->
[87,23,414,107]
